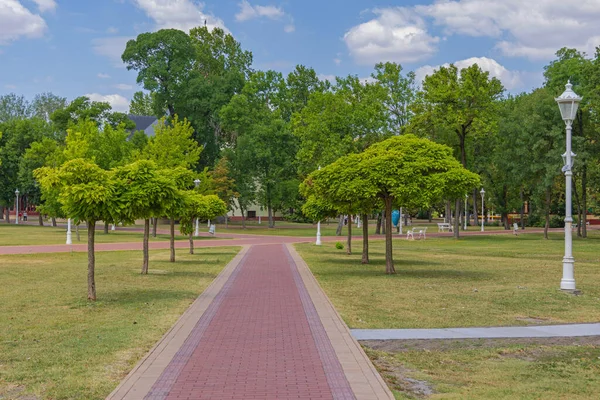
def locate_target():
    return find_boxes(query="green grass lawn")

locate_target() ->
[295,231,600,329]
[0,247,240,399]
[0,224,223,246]
[366,342,600,399]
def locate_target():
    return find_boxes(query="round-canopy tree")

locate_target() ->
[304,134,480,274]
[179,193,227,254]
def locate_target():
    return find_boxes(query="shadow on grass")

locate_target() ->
[97,288,198,305]
[320,257,443,267]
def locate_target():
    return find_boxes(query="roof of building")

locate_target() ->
[128,115,158,132]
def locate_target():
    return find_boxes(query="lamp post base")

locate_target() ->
[560,257,576,291]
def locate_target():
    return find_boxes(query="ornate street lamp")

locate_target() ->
[15,189,19,225]
[480,188,485,232]
[555,81,582,291]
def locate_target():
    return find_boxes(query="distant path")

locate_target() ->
[0,227,576,255]
[352,323,600,340]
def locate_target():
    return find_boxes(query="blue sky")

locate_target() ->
[1,0,599,111]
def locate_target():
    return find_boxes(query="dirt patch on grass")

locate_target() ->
[364,347,434,398]
[361,336,600,353]
[0,385,40,400]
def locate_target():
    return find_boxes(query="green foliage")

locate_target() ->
[51,96,134,133]
[129,91,158,116]
[0,93,31,122]
[141,116,202,170]
[335,242,344,250]
[179,193,227,235]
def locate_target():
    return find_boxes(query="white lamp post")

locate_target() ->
[480,188,485,232]
[556,80,581,292]
[399,207,403,235]
[66,218,72,245]
[194,179,201,237]
[14,189,19,225]
[464,194,468,231]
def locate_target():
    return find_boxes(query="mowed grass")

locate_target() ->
[366,343,600,400]
[0,224,221,246]
[0,247,240,399]
[295,231,600,328]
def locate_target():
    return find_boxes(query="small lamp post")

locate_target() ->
[464,194,468,231]
[194,179,201,237]
[66,218,72,245]
[480,188,485,232]
[555,80,582,292]
[14,189,19,225]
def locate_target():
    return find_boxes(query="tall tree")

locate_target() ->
[129,91,158,116]
[371,62,417,134]
[31,92,67,122]
[0,93,31,122]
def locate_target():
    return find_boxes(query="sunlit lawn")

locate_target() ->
[295,231,600,329]
[0,224,222,246]
[0,247,240,399]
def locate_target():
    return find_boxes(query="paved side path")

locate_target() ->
[352,323,600,340]
[108,244,392,400]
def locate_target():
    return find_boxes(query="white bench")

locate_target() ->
[437,222,453,232]
[407,227,427,240]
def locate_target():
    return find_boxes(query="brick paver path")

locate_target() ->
[144,244,355,400]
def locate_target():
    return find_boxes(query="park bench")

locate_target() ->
[407,227,427,240]
[437,222,453,232]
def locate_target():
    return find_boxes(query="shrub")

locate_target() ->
[549,215,565,228]
[335,242,344,250]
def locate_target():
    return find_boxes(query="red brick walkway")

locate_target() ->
[144,244,355,400]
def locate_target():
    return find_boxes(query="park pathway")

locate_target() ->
[108,244,392,400]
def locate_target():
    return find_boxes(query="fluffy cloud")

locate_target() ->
[32,0,56,13]
[114,83,133,90]
[133,0,227,32]
[344,7,440,65]
[235,0,284,21]
[85,93,129,112]
[417,0,600,60]
[97,73,111,79]
[92,36,134,67]
[0,0,49,44]
[415,57,522,90]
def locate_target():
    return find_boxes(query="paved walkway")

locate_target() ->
[108,244,392,400]
[352,323,600,340]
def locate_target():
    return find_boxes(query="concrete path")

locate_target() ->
[108,244,392,400]
[352,323,600,340]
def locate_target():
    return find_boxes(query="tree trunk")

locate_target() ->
[361,214,369,264]
[336,215,344,236]
[375,213,382,235]
[520,188,525,229]
[142,219,149,274]
[241,209,246,229]
[473,189,479,226]
[87,221,97,301]
[384,197,395,274]
[76,224,80,241]
[381,213,386,235]
[104,223,109,234]
[346,217,352,255]
[5,208,10,223]
[428,209,432,222]
[582,165,588,238]
[38,213,44,226]
[152,217,158,238]
[544,188,551,240]
[268,205,274,228]
[51,217,56,227]
[170,218,175,262]
[0,206,3,220]
[189,232,194,255]
[453,199,460,238]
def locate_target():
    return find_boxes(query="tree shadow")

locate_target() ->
[99,288,198,305]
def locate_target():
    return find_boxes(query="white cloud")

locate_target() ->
[318,74,336,83]
[284,24,295,33]
[31,0,56,13]
[133,0,227,32]
[0,0,48,45]
[5,84,17,90]
[417,0,600,60]
[415,57,522,90]
[107,26,119,34]
[97,73,111,79]
[344,7,440,65]
[85,93,129,112]
[334,58,341,66]
[92,36,134,67]
[114,83,133,90]
[236,0,285,21]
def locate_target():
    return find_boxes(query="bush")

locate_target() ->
[335,242,344,250]
[549,215,565,228]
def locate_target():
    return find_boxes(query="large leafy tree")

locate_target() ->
[371,62,417,134]
[179,193,227,254]
[304,135,480,274]
[412,64,504,233]
[51,96,134,133]
[129,91,158,116]
[122,29,196,118]
[0,93,31,122]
